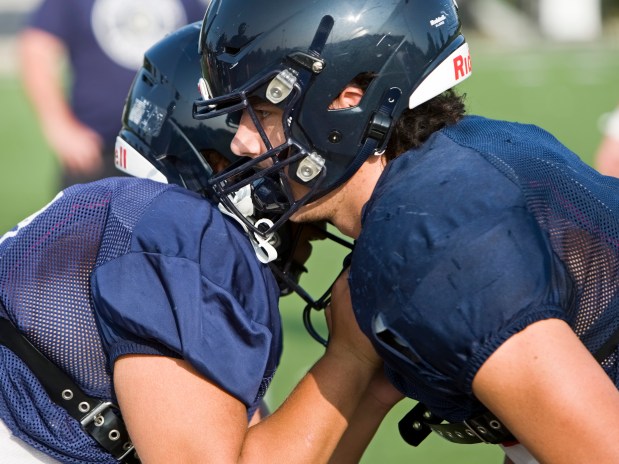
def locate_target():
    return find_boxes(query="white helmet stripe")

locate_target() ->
[114,136,168,184]
[408,42,472,109]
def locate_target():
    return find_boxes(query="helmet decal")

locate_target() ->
[127,97,167,138]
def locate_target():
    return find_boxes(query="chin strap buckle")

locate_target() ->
[218,188,279,264]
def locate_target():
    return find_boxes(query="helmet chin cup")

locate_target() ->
[211,152,327,239]
[217,199,278,263]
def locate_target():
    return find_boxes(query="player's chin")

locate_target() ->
[287,182,332,223]
[289,209,307,223]
[290,206,316,224]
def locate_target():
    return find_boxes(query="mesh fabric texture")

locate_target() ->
[448,117,619,382]
[0,178,169,462]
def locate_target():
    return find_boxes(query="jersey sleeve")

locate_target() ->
[91,188,281,408]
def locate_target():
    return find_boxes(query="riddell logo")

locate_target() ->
[453,50,472,80]
[115,145,127,169]
[430,14,447,27]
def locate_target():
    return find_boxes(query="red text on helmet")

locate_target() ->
[453,50,472,81]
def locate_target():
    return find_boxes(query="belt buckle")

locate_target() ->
[80,401,115,427]
[80,402,136,461]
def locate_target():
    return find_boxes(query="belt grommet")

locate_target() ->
[78,402,90,413]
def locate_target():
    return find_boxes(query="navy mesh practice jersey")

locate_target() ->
[351,115,619,422]
[0,178,281,462]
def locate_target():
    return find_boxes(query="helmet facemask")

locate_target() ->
[194,118,329,242]
[193,19,335,240]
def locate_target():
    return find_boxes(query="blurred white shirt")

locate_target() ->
[0,419,61,463]
[501,443,540,464]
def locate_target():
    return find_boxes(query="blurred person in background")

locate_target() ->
[17,0,208,189]
[594,104,619,177]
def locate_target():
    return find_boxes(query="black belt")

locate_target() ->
[399,323,619,447]
[399,401,516,446]
[0,309,139,463]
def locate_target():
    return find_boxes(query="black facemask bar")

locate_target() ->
[214,147,327,237]
[268,224,353,347]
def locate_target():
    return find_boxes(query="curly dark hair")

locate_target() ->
[348,73,467,162]
[384,89,467,161]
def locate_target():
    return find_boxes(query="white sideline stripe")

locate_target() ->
[0,419,62,463]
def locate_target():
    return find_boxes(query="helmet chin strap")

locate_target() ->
[217,185,279,264]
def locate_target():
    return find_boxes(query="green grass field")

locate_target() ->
[1,35,619,462]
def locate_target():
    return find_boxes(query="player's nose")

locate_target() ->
[230,110,263,158]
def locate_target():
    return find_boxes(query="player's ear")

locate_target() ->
[331,85,364,110]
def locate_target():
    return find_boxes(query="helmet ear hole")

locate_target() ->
[329,72,376,110]
[349,72,376,92]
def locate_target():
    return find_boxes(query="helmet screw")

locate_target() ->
[328,131,342,144]
[312,61,324,73]
[270,87,283,99]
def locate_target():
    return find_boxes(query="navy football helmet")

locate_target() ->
[193,0,472,237]
[115,21,236,196]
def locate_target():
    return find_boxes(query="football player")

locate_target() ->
[0,23,393,463]
[192,0,619,462]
